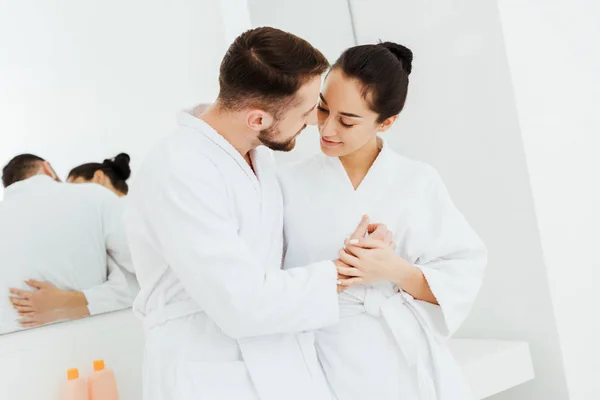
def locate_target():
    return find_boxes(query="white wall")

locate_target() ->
[497,2,600,399]
[248,0,356,62]
[0,0,228,197]
[347,1,568,399]
[218,0,252,44]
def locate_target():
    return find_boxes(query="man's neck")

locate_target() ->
[194,104,258,159]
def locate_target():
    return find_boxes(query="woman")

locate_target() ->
[279,42,487,399]
[67,153,131,197]
[67,152,138,294]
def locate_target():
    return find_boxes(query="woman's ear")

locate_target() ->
[92,170,105,184]
[377,115,398,133]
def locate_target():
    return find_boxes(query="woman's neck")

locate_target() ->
[339,137,381,190]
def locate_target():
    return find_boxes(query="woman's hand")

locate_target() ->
[335,215,394,292]
[336,238,411,287]
[17,308,65,328]
[365,223,395,249]
[336,238,439,304]
[17,306,91,328]
[339,219,397,285]
[9,280,88,317]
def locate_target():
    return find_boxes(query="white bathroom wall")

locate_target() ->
[248,0,356,62]
[497,2,600,399]
[0,0,228,198]
[348,1,568,399]
[218,0,252,44]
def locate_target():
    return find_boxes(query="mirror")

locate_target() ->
[0,1,227,335]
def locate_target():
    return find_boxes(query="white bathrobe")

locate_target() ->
[280,139,487,400]
[124,111,340,400]
[0,176,135,334]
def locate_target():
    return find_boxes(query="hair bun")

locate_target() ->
[378,42,413,75]
[104,153,131,181]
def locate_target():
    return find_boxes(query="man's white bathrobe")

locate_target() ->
[124,111,340,400]
[280,139,487,400]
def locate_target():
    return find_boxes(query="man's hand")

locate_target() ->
[335,264,349,293]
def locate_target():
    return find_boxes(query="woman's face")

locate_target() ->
[317,68,395,158]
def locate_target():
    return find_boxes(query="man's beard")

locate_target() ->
[258,124,307,152]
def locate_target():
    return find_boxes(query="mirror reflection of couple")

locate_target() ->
[1,154,135,331]
[126,27,487,400]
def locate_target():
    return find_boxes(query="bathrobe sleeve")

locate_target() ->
[83,195,138,315]
[409,170,488,337]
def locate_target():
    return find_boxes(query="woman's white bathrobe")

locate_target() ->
[280,139,487,400]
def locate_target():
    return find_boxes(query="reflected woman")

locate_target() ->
[67,153,131,197]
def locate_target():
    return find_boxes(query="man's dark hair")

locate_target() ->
[217,27,329,117]
[2,154,45,188]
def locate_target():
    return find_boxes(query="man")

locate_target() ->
[0,154,135,333]
[125,27,386,400]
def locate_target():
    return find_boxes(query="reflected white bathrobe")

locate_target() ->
[124,111,340,400]
[280,139,487,400]
[0,176,135,334]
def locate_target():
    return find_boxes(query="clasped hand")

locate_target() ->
[335,215,407,291]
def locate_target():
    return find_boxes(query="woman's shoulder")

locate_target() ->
[387,150,440,182]
[384,150,448,200]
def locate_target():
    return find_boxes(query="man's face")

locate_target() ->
[257,76,321,152]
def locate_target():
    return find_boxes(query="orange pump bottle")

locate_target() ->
[64,368,87,400]
[88,360,119,400]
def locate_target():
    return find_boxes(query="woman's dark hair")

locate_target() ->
[332,41,413,123]
[69,153,131,195]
